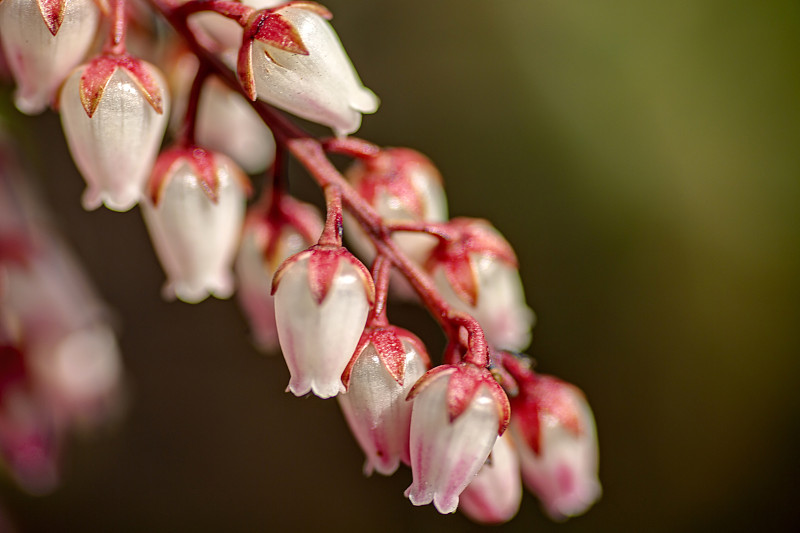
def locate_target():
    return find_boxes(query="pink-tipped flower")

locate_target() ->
[426,218,535,351]
[511,374,601,521]
[459,432,522,524]
[235,197,323,351]
[238,2,379,136]
[405,362,510,514]
[338,326,430,476]
[0,0,100,114]
[273,245,374,398]
[1,235,123,427]
[141,146,250,304]
[345,148,448,265]
[59,55,169,211]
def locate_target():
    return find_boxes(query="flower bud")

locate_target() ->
[60,55,169,211]
[345,148,448,265]
[273,246,374,398]
[238,2,379,136]
[459,432,522,524]
[405,363,510,514]
[338,326,429,475]
[0,0,100,114]
[510,374,601,520]
[142,146,249,303]
[235,197,323,351]
[427,218,534,351]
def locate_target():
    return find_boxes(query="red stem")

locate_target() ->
[148,0,491,368]
[105,0,127,55]
[178,65,211,147]
[318,186,343,247]
[368,255,391,327]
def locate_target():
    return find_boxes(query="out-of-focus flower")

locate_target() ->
[59,55,169,211]
[142,146,251,303]
[169,51,276,174]
[273,245,374,398]
[0,0,100,114]
[235,196,323,351]
[0,139,124,493]
[405,362,510,514]
[338,325,429,475]
[426,218,534,351]
[459,431,522,524]
[510,374,601,520]
[345,148,448,265]
[238,2,379,136]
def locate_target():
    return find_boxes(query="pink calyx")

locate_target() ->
[271,245,375,306]
[425,218,518,307]
[147,146,252,206]
[408,362,510,435]
[79,55,164,117]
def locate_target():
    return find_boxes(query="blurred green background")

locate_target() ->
[1,0,799,531]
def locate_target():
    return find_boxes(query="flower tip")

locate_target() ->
[287,377,345,398]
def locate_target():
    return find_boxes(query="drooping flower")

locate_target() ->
[459,432,522,524]
[0,0,100,114]
[405,362,510,514]
[169,52,276,174]
[338,325,429,475]
[59,55,169,211]
[238,1,379,136]
[344,147,448,265]
[510,374,601,520]
[141,146,251,303]
[426,218,535,351]
[272,245,374,398]
[235,197,323,351]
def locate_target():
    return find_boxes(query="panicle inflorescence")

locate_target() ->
[0,0,600,524]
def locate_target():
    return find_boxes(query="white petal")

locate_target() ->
[513,396,601,520]
[338,340,427,475]
[253,7,379,136]
[406,377,499,514]
[235,226,309,350]
[274,255,370,398]
[60,65,169,212]
[459,432,522,524]
[196,78,276,174]
[435,258,534,351]
[0,0,99,114]
[141,156,246,303]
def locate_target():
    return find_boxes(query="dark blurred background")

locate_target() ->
[1,0,799,531]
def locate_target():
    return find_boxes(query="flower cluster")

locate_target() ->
[0,0,601,525]
[0,133,123,494]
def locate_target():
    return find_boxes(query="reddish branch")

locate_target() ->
[147,0,490,368]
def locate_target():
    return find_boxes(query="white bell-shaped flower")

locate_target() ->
[141,146,250,303]
[273,246,374,398]
[344,148,448,265]
[459,432,522,524]
[169,52,276,174]
[0,0,100,114]
[60,56,169,212]
[405,363,510,514]
[235,198,322,351]
[196,77,276,174]
[427,218,534,351]
[511,375,601,521]
[338,326,429,475]
[239,3,379,136]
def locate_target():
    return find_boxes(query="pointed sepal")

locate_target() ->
[80,55,164,118]
[36,0,66,36]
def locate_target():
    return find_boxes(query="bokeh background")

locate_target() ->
[1,0,799,531]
